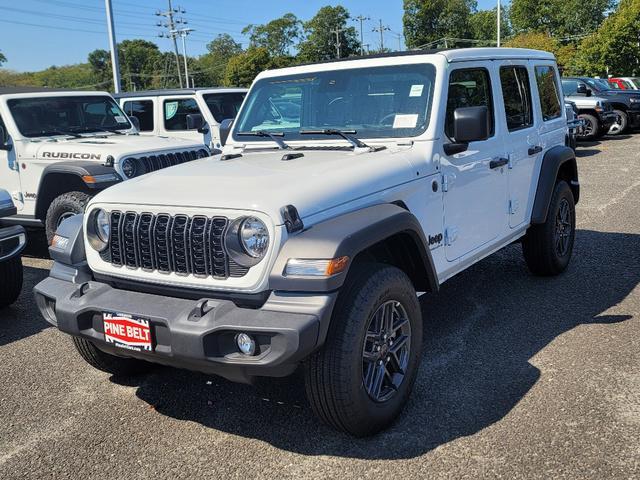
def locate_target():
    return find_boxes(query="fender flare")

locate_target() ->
[531,145,579,224]
[269,203,439,293]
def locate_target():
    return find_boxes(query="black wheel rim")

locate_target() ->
[362,300,411,403]
[555,198,572,257]
[583,119,594,136]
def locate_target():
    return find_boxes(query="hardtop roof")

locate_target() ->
[113,87,247,99]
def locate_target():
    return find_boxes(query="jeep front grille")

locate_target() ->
[125,149,209,177]
[101,211,249,279]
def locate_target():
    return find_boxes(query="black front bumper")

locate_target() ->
[34,274,337,383]
[0,225,26,262]
[628,108,640,127]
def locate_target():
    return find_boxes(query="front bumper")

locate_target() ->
[627,108,640,127]
[34,273,336,383]
[0,225,26,262]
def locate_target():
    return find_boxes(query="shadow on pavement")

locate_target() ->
[109,228,638,458]
[576,149,601,158]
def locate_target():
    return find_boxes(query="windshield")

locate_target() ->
[631,78,640,89]
[233,64,436,142]
[8,95,132,138]
[203,92,246,123]
[585,78,612,91]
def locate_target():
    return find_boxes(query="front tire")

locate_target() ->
[305,263,423,437]
[578,113,599,140]
[45,191,91,244]
[72,337,154,376]
[0,256,23,308]
[522,180,576,276]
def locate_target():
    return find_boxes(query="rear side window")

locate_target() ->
[500,66,533,131]
[122,100,154,132]
[561,80,579,96]
[164,98,201,131]
[203,92,246,123]
[445,68,494,140]
[535,66,562,121]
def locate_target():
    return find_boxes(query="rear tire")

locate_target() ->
[304,263,423,437]
[578,113,599,140]
[72,337,154,376]
[522,180,576,276]
[45,191,91,244]
[0,256,23,308]
[608,109,628,135]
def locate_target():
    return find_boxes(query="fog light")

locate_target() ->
[236,333,256,356]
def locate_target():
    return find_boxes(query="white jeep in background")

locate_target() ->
[36,48,579,436]
[0,88,209,242]
[116,88,247,152]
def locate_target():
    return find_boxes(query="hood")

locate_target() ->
[90,146,419,223]
[28,134,204,161]
[565,94,609,107]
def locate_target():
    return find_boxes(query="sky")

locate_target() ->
[0,0,500,72]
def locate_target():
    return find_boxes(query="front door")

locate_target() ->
[441,65,510,261]
[0,114,23,212]
[495,61,542,228]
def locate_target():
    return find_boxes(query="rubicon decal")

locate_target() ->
[103,313,152,352]
[42,152,101,160]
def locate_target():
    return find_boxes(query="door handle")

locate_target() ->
[528,146,543,156]
[490,157,509,169]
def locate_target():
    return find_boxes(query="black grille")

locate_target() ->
[127,149,209,177]
[103,211,248,279]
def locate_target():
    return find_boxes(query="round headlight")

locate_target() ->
[96,209,110,243]
[239,217,269,258]
[121,158,137,178]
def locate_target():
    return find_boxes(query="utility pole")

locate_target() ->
[497,0,501,47]
[331,27,343,58]
[104,0,121,93]
[156,1,185,88]
[393,33,403,52]
[353,15,370,56]
[372,19,390,52]
[173,28,194,88]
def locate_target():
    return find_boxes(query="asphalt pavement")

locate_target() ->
[0,135,638,479]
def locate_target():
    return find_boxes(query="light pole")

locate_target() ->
[353,15,370,56]
[497,0,501,47]
[173,28,194,88]
[104,0,121,93]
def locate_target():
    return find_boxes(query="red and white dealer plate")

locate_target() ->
[103,312,153,352]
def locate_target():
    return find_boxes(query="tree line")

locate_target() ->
[0,1,639,91]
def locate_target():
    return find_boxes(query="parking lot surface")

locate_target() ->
[1,135,638,479]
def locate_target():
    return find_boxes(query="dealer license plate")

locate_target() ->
[103,312,153,352]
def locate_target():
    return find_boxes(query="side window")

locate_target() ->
[164,98,201,131]
[445,68,494,140]
[123,100,154,132]
[499,66,534,131]
[535,66,562,121]
[561,80,579,96]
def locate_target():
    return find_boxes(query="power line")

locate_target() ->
[353,15,370,56]
[156,0,185,87]
[372,19,391,51]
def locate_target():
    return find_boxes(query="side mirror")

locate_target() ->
[576,84,590,96]
[186,113,208,134]
[219,118,234,146]
[0,126,12,151]
[128,115,140,131]
[444,106,489,155]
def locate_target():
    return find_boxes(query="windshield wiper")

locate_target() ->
[71,126,126,135]
[237,130,290,150]
[38,129,83,139]
[299,129,371,150]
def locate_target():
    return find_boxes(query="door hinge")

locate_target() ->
[441,173,454,192]
[509,199,520,215]
[444,227,458,246]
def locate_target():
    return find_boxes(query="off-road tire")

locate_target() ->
[522,180,576,276]
[72,337,154,376]
[608,109,628,135]
[45,191,91,244]
[578,113,599,140]
[304,263,423,437]
[0,256,23,308]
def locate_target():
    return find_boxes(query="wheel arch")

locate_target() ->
[269,203,439,294]
[531,145,579,225]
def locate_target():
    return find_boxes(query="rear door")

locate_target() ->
[495,61,542,229]
[121,98,156,135]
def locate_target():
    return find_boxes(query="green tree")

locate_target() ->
[243,13,302,57]
[0,51,6,67]
[223,47,272,87]
[87,49,112,89]
[510,0,615,37]
[469,7,511,46]
[117,39,163,91]
[403,0,477,49]
[297,6,360,62]
[194,34,243,87]
[571,0,640,76]
[504,31,576,68]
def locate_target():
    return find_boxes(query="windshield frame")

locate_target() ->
[7,94,133,139]
[231,63,437,145]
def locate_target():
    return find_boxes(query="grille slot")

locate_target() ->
[106,211,243,279]
[126,149,206,176]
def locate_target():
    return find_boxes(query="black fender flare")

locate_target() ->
[269,203,439,293]
[35,162,121,221]
[531,145,579,224]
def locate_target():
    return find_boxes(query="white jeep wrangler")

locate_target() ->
[0,88,210,242]
[35,49,579,436]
